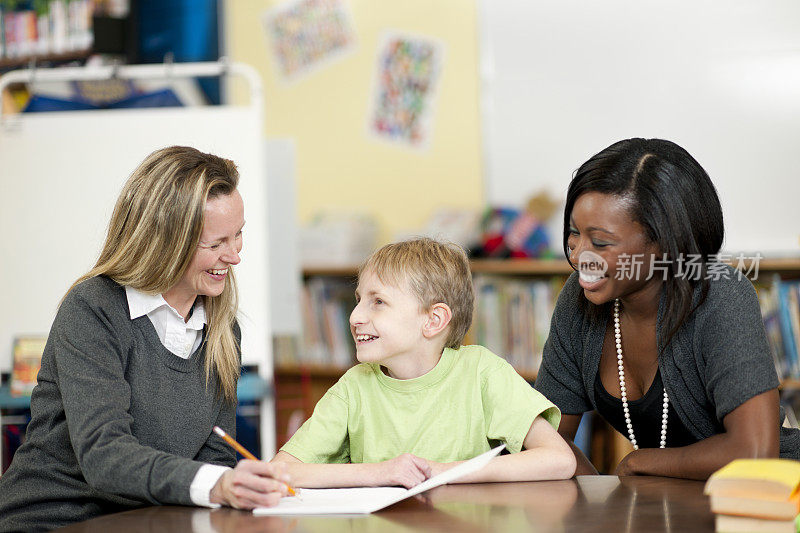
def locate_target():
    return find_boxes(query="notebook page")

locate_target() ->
[253,444,505,516]
[253,487,406,515]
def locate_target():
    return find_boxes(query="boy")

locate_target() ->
[272,238,576,487]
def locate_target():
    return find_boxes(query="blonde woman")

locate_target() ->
[0,147,288,531]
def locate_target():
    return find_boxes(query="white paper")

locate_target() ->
[253,444,506,515]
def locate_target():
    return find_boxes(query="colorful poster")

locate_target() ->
[263,0,355,81]
[369,32,444,148]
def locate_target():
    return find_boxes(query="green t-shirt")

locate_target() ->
[281,345,561,464]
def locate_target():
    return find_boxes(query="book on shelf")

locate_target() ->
[0,7,4,59]
[10,336,47,397]
[0,0,93,61]
[788,285,800,377]
[758,277,800,380]
[472,275,563,376]
[761,281,789,379]
[298,277,356,368]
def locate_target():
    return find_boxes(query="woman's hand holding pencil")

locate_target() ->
[209,426,299,509]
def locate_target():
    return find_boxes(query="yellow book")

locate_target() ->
[705,460,800,502]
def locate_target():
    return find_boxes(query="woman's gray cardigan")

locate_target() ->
[0,276,240,532]
[535,267,800,458]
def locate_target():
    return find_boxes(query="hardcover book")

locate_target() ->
[9,336,47,397]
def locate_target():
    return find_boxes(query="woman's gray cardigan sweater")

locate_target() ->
[535,267,800,458]
[0,276,239,532]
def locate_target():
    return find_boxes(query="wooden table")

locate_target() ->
[56,476,714,532]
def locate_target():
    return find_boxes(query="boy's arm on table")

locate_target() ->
[558,413,599,475]
[614,389,779,480]
[428,415,577,483]
[272,450,431,489]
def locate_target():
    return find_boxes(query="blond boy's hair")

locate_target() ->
[359,238,474,349]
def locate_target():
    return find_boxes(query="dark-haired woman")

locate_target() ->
[535,138,800,479]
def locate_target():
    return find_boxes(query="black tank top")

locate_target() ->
[594,369,698,448]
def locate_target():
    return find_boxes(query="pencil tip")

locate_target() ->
[213,426,225,437]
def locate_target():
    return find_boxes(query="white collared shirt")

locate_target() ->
[125,287,230,508]
[125,286,206,358]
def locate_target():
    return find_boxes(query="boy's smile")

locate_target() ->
[350,269,435,378]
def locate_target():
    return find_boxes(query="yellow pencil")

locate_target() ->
[212,426,299,498]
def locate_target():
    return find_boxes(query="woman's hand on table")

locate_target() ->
[210,460,291,509]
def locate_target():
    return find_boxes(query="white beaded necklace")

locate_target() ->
[613,299,669,450]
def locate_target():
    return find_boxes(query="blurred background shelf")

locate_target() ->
[0,49,92,70]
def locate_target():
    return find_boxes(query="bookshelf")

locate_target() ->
[0,1,96,70]
[300,257,800,278]
[276,257,800,468]
[303,258,576,277]
[0,49,92,70]
[283,258,573,368]
[780,379,800,390]
[283,257,800,375]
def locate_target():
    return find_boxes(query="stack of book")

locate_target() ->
[705,459,800,532]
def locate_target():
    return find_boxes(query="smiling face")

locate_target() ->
[163,189,245,315]
[349,268,430,368]
[567,191,662,306]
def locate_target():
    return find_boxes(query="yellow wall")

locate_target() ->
[225,0,483,243]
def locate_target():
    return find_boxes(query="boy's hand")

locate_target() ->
[376,453,432,488]
[426,459,457,478]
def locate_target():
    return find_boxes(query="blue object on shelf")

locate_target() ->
[23,89,184,113]
[23,96,98,113]
[237,373,271,402]
[236,372,271,458]
[109,89,183,109]
[1,373,271,410]
[137,0,221,104]
[0,385,34,410]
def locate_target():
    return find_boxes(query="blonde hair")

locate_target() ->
[359,238,474,349]
[67,146,241,402]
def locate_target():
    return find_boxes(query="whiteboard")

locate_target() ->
[0,106,271,374]
[480,0,800,255]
